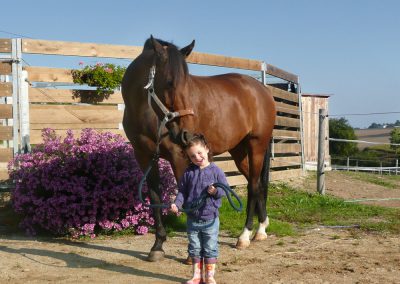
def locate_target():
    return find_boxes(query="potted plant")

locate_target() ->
[71,62,126,103]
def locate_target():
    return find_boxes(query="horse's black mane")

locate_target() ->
[143,37,189,85]
[143,38,178,50]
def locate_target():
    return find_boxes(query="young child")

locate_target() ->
[170,133,228,284]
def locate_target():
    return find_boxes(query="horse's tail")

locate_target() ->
[261,137,273,201]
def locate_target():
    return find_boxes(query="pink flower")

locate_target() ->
[9,128,177,239]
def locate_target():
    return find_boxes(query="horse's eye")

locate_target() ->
[167,80,174,88]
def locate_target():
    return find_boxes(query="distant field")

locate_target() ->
[355,128,393,149]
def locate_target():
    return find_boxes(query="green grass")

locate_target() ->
[165,183,400,237]
[341,171,400,189]
[268,183,399,233]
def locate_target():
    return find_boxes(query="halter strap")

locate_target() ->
[144,65,194,123]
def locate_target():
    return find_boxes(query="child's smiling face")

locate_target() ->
[186,142,210,169]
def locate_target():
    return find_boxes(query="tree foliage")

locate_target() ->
[329,118,358,156]
[389,128,400,151]
[368,120,400,129]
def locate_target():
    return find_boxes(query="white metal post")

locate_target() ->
[11,38,23,155]
[317,109,327,195]
[297,77,305,173]
[261,62,267,85]
[19,70,30,153]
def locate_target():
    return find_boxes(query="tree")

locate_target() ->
[329,118,358,156]
[389,128,400,151]
[368,122,382,129]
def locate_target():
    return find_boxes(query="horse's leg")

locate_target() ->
[228,141,254,249]
[146,163,167,261]
[239,138,270,247]
[134,148,166,262]
[163,149,190,263]
[252,141,272,242]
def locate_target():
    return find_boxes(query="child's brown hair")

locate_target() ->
[183,133,213,162]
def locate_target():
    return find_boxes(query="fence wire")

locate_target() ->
[329,137,400,175]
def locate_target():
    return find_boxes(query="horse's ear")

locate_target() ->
[180,40,195,57]
[151,35,167,62]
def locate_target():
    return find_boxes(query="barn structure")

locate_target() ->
[301,93,332,171]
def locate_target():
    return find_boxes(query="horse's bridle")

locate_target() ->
[144,65,194,124]
[144,65,195,152]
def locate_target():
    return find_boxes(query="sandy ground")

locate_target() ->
[0,229,399,284]
[0,171,399,284]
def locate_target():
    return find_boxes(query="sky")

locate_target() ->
[1,0,399,128]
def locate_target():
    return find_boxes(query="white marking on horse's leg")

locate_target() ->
[253,216,269,241]
[236,227,252,249]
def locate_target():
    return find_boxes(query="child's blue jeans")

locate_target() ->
[187,217,219,259]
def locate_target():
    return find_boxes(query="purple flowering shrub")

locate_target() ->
[8,128,177,238]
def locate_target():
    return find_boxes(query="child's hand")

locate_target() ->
[207,185,217,196]
[170,204,179,213]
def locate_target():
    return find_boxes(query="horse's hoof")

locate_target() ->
[235,239,250,249]
[252,233,268,241]
[147,250,165,262]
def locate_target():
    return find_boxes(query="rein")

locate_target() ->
[137,65,243,213]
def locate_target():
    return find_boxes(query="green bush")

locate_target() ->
[329,118,358,156]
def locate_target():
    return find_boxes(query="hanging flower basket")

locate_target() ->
[71,63,126,103]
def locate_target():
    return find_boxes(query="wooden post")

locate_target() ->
[396,159,398,175]
[317,109,327,195]
[347,157,350,171]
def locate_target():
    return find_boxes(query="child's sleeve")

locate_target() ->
[213,167,229,199]
[174,173,187,209]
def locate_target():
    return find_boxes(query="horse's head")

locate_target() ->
[144,36,196,147]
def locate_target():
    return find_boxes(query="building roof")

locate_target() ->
[302,93,333,98]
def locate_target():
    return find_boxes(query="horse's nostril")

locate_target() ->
[180,130,193,146]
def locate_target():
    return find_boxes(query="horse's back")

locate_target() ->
[188,73,276,152]
[193,73,274,104]
[192,73,275,121]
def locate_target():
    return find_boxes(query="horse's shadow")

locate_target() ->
[0,240,186,283]
[54,238,186,263]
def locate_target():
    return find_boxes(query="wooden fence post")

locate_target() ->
[317,109,327,195]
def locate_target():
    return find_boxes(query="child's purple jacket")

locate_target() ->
[174,162,228,220]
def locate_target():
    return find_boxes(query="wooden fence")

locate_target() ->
[0,38,303,185]
[301,94,331,170]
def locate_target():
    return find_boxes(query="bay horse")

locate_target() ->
[121,36,276,262]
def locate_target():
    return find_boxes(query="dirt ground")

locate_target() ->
[290,170,400,208]
[0,171,399,284]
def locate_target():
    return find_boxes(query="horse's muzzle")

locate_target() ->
[168,127,193,147]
